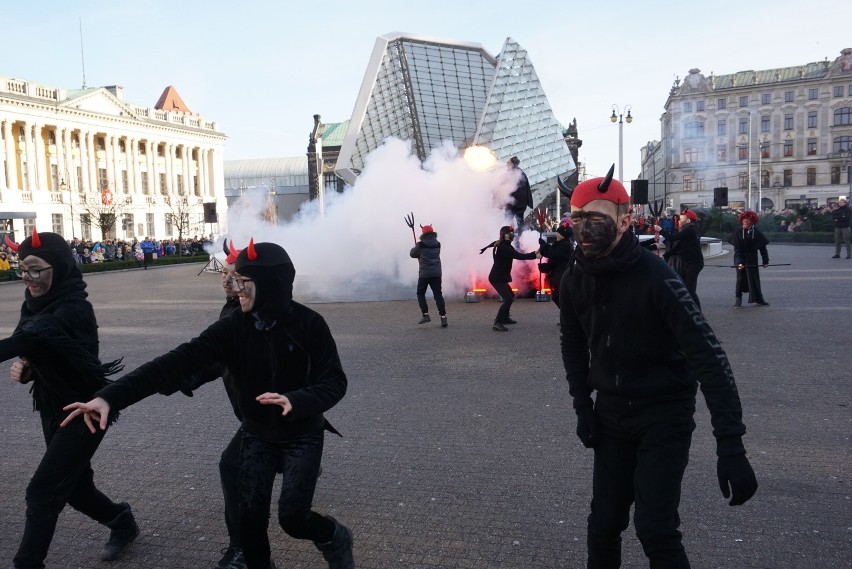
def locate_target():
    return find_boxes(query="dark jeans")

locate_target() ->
[416,276,446,315]
[678,262,703,309]
[834,227,851,257]
[490,280,514,324]
[14,415,123,569]
[220,429,243,545]
[237,430,335,569]
[586,398,696,569]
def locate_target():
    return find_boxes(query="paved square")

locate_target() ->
[0,244,849,568]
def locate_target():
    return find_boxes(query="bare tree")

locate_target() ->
[77,190,131,240]
[164,196,199,256]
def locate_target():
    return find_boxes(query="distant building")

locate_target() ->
[0,77,226,241]
[222,157,310,223]
[643,48,852,213]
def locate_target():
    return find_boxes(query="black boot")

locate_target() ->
[315,516,354,569]
[734,297,742,308]
[215,544,246,569]
[101,502,140,561]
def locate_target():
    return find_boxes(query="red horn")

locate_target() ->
[31,227,41,248]
[4,234,19,252]
[247,238,257,260]
[225,239,241,264]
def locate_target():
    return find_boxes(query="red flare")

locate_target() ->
[4,234,19,252]
[247,238,257,260]
[31,227,41,248]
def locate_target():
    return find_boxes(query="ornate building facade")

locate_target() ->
[642,48,852,212]
[1,77,226,241]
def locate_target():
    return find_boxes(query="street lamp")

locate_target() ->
[610,104,633,183]
[60,178,74,239]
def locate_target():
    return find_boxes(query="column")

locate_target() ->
[146,140,155,196]
[54,127,65,188]
[164,143,173,197]
[85,131,96,193]
[62,128,73,190]
[2,119,14,190]
[34,123,47,190]
[199,147,208,197]
[24,122,37,191]
[130,138,141,196]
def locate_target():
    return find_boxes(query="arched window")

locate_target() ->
[833,135,852,153]
[834,107,852,126]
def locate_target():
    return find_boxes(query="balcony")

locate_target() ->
[22,191,32,202]
[50,192,64,204]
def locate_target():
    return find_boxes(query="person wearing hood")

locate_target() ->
[410,224,447,327]
[663,209,705,308]
[61,241,353,569]
[481,225,540,331]
[730,211,770,307]
[538,217,575,308]
[560,166,757,568]
[0,230,135,569]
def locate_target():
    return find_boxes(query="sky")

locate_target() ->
[2,0,849,183]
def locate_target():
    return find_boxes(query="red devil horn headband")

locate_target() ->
[225,239,242,264]
[247,238,257,260]
[4,234,19,252]
[31,227,41,248]
[598,164,615,194]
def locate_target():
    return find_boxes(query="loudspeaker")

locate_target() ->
[713,187,728,208]
[631,179,649,204]
[202,202,217,223]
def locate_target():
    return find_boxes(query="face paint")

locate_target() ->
[571,211,618,258]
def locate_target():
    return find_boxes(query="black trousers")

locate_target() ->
[237,430,335,569]
[220,428,243,545]
[14,415,124,569]
[416,276,446,315]
[490,280,515,324]
[735,266,765,303]
[586,398,696,569]
[678,262,703,309]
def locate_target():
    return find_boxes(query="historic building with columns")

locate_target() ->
[1,76,226,242]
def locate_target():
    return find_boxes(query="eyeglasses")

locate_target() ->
[15,266,53,280]
[227,276,253,291]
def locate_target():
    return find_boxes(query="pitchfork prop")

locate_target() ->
[404,212,417,245]
[535,208,548,291]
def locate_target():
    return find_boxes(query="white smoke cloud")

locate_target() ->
[218,138,543,302]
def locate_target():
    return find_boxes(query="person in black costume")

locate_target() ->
[539,218,575,308]
[663,209,705,308]
[0,230,136,569]
[62,240,354,569]
[730,211,769,307]
[560,167,758,569]
[480,225,540,331]
[506,157,533,233]
[410,224,447,327]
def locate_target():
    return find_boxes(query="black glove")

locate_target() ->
[575,406,599,448]
[717,454,758,506]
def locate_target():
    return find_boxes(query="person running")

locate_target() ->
[480,225,540,331]
[62,240,354,569]
[410,224,447,327]
[0,230,136,569]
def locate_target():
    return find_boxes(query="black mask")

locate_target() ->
[574,212,618,259]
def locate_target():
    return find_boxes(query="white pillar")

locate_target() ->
[85,132,96,193]
[3,120,17,190]
[165,143,174,197]
[24,122,38,191]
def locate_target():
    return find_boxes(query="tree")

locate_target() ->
[164,196,200,256]
[77,188,131,240]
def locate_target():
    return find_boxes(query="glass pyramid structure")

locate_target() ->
[336,32,575,206]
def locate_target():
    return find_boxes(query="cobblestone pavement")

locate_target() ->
[0,244,850,569]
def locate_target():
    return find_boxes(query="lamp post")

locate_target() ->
[610,104,633,182]
[60,178,74,239]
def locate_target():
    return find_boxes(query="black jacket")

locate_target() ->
[831,204,851,229]
[731,227,769,266]
[410,233,442,278]
[664,223,704,266]
[539,237,574,284]
[96,301,347,442]
[508,169,533,214]
[559,233,747,456]
[488,241,536,283]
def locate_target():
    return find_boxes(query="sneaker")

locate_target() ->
[504,318,518,324]
[492,323,509,332]
[215,545,246,569]
[440,315,448,328]
[418,314,431,324]
[832,255,841,258]
[756,300,769,306]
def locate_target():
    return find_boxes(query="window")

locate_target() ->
[831,166,841,184]
[683,175,692,192]
[119,140,126,153]
[684,121,704,137]
[50,164,59,191]
[684,147,704,163]
[157,145,165,157]
[808,111,817,128]
[833,86,844,97]
[739,118,749,134]
[696,101,705,112]
[141,172,149,195]
[696,177,705,192]
[784,140,794,157]
[194,176,200,197]
[784,91,794,102]
[761,115,770,133]
[717,120,727,136]
[717,98,727,109]
[122,170,129,193]
[96,137,105,151]
[808,88,818,100]
[717,174,727,188]
[783,169,792,186]
[146,213,155,237]
[738,146,749,160]
[138,142,146,155]
[76,166,83,193]
[849,85,852,96]
[738,172,748,189]
[717,145,727,161]
[761,170,770,187]
[739,96,749,107]
[806,167,816,185]
[683,102,692,113]
[52,213,63,236]
[761,93,771,105]
[159,173,167,195]
[98,168,108,190]
[81,214,91,241]
[834,107,852,126]
[784,113,794,130]
[165,214,173,237]
[760,144,770,159]
[807,138,817,155]
[177,174,184,195]
[833,135,852,153]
